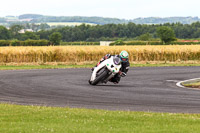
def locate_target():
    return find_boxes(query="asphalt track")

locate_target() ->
[1,66,200,113]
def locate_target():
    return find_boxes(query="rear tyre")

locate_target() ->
[91,69,109,85]
[88,80,92,85]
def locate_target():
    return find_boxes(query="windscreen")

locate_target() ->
[113,57,121,65]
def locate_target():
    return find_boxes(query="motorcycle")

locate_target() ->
[89,56,122,85]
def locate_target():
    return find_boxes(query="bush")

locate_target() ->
[156,26,176,44]
[0,40,10,46]
[49,32,62,45]
[11,40,22,46]
[60,42,100,45]
[0,40,50,46]
[0,40,199,47]
[110,41,200,46]
[137,33,153,41]
[165,41,200,45]
[110,41,162,46]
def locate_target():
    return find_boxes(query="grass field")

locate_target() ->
[181,79,200,89]
[0,104,199,133]
[1,61,200,70]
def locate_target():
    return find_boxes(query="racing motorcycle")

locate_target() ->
[89,56,122,85]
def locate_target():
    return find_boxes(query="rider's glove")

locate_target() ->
[104,54,111,59]
[121,72,126,77]
[119,71,126,77]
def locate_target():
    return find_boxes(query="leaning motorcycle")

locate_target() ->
[89,56,122,85]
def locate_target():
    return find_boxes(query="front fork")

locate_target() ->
[102,72,114,83]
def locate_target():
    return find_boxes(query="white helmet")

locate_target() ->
[119,50,129,62]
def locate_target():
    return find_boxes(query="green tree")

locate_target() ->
[156,26,176,44]
[37,30,52,40]
[49,32,62,45]
[113,39,124,45]
[0,26,10,40]
[10,25,23,35]
[20,31,40,40]
[39,23,50,30]
[137,33,153,41]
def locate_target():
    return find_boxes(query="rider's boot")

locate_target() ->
[91,67,96,71]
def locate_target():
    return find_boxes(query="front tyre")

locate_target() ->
[91,69,108,85]
[88,80,92,85]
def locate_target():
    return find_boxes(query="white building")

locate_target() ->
[100,41,114,46]
[19,29,34,33]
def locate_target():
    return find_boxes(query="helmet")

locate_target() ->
[119,50,129,62]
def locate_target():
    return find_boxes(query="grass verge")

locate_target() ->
[181,79,200,89]
[0,104,200,133]
[1,61,200,70]
[0,64,94,70]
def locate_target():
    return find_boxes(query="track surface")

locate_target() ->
[1,66,200,113]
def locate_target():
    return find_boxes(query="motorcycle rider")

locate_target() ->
[92,50,130,84]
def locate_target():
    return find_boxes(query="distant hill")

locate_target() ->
[1,14,200,25]
[19,14,43,19]
[131,17,200,24]
[0,17,6,23]
[18,14,127,25]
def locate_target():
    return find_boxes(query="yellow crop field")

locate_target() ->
[0,45,200,63]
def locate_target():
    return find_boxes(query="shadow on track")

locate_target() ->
[87,84,134,88]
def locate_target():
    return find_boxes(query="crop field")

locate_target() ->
[0,45,200,64]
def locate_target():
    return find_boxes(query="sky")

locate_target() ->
[1,0,200,19]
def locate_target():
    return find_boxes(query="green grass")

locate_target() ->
[0,64,94,70]
[181,79,200,88]
[0,104,199,133]
[132,63,200,67]
[1,63,200,70]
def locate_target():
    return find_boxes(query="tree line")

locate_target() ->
[1,22,200,42]
[6,14,200,24]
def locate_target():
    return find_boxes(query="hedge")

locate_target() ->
[110,41,200,46]
[60,42,100,45]
[1,40,200,47]
[0,40,100,46]
[0,40,50,46]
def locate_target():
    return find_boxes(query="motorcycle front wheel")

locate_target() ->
[91,68,109,85]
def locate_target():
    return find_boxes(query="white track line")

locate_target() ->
[176,78,200,89]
